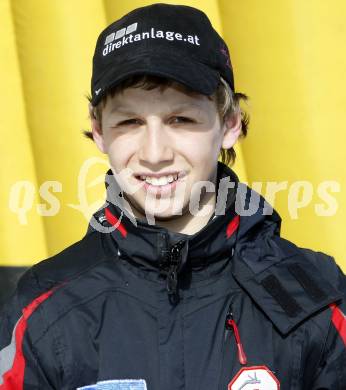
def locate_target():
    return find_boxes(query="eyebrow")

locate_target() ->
[109,102,203,116]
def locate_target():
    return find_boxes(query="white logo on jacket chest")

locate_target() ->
[228,366,280,390]
[78,379,147,389]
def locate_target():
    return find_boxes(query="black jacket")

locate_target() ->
[0,162,345,390]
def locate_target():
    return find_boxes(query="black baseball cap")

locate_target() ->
[91,3,234,106]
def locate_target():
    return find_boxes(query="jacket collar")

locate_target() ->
[98,162,240,276]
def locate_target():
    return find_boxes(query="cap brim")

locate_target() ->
[91,52,220,106]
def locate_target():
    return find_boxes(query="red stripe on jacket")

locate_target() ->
[329,303,346,347]
[0,289,54,390]
[226,215,240,239]
[105,207,128,238]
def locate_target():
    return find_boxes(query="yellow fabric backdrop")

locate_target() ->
[1,0,345,270]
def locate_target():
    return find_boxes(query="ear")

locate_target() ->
[221,110,242,149]
[89,103,107,153]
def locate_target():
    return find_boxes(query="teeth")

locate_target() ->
[147,176,170,186]
[149,177,160,186]
[139,174,178,186]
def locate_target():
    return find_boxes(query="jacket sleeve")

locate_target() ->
[310,261,346,389]
[0,271,57,390]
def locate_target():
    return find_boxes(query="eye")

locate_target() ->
[117,118,142,126]
[169,116,195,124]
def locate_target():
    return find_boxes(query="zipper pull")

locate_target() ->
[225,305,247,365]
[167,266,178,295]
[166,240,186,302]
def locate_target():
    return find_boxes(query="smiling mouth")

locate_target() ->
[134,172,186,187]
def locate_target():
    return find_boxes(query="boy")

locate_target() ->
[1,4,345,390]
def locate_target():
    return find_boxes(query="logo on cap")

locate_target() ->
[104,23,138,45]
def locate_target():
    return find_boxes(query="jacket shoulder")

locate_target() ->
[299,246,345,283]
[15,231,114,308]
[276,237,345,291]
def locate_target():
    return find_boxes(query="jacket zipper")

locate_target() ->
[218,302,248,390]
[165,240,186,302]
[225,303,247,366]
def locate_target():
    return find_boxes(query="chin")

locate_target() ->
[150,212,184,221]
[140,205,182,219]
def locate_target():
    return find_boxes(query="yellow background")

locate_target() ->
[1,0,345,270]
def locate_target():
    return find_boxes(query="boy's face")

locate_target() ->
[91,82,241,223]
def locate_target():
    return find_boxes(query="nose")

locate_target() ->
[138,118,174,164]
